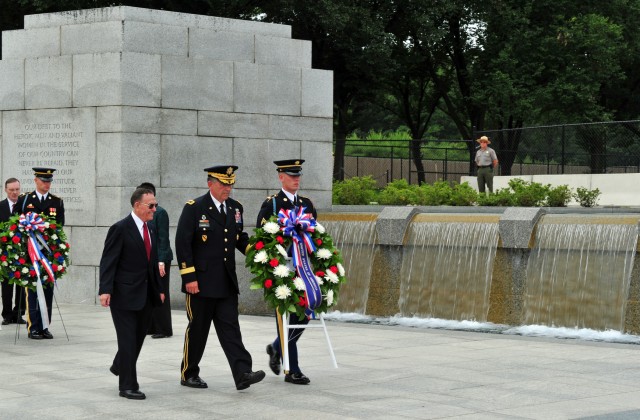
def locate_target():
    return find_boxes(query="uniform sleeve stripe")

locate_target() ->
[180,267,195,275]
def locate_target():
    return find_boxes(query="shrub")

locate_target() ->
[477,188,516,206]
[378,179,421,205]
[574,187,601,207]
[333,176,378,205]
[546,185,572,207]
[449,182,478,206]
[421,181,453,205]
[508,179,549,207]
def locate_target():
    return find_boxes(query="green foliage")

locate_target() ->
[332,176,378,205]
[477,189,516,207]
[449,182,479,206]
[378,179,421,205]
[420,181,451,206]
[546,185,573,207]
[507,179,550,207]
[332,177,604,208]
[574,187,601,207]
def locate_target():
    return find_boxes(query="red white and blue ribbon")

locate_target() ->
[278,207,322,312]
[19,212,57,328]
[19,212,56,283]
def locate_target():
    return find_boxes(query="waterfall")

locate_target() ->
[320,215,378,314]
[399,221,499,321]
[524,217,638,331]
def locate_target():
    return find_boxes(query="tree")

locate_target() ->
[255,1,392,180]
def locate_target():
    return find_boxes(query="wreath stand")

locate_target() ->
[277,308,338,372]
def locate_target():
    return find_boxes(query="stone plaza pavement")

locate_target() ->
[1,304,640,419]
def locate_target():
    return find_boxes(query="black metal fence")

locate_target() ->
[338,120,640,185]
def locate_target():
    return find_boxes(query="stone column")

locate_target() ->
[366,207,417,316]
[487,207,545,324]
[0,6,333,309]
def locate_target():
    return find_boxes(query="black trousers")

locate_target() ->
[1,282,25,321]
[273,313,309,374]
[110,299,153,391]
[26,286,53,333]
[181,293,252,385]
[148,270,172,336]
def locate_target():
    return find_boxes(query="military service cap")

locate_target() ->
[205,165,238,185]
[274,159,304,176]
[33,167,56,182]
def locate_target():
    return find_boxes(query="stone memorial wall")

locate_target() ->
[0,6,334,310]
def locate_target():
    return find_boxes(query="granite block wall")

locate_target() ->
[0,6,334,307]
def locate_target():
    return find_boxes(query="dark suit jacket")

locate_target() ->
[98,214,164,310]
[256,189,317,227]
[175,193,249,298]
[14,191,65,226]
[0,199,13,222]
[151,206,173,264]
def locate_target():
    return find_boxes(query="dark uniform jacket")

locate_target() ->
[14,191,65,226]
[152,206,173,264]
[256,189,316,227]
[175,193,249,298]
[98,214,164,310]
[0,199,13,222]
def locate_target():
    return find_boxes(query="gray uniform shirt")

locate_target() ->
[475,147,497,166]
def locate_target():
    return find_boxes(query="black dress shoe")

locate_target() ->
[180,376,208,388]
[266,344,281,375]
[1,318,11,325]
[28,331,44,340]
[151,333,170,339]
[285,372,310,385]
[236,370,266,390]
[109,365,119,376]
[15,317,26,325]
[119,389,146,400]
[41,329,53,339]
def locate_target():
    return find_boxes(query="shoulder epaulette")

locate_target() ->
[49,193,60,199]
[186,199,195,205]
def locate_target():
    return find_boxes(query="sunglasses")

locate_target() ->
[139,202,159,209]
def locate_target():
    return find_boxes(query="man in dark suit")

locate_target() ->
[256,159,316,385]
[13,168,65,339]
[137,182,174,339]
[99,187,165,400]
[1,178,26,326]
[175,165,265,391]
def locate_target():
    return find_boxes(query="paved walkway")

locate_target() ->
[1,304,640,419]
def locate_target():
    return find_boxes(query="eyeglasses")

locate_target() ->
[139,202,159,209]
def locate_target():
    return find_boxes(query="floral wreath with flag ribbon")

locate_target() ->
[0,212,71,290]
[245,207,347,320]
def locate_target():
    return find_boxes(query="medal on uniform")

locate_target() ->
[198,216,210,229]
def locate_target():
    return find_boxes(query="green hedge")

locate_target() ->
[332,177,601,207]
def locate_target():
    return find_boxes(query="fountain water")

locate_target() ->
[524,215,639,331]
[399,214,500,321]
[318,213,378,314]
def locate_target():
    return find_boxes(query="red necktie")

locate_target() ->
[143,222,151,260]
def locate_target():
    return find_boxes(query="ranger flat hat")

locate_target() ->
[204,165,238,185]
[274,159,304,176]
[476,135,491,144]
[32,167,56,182]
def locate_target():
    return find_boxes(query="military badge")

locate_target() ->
[27,204,34,209]
[202,235,207,242]
[235,209,241,223]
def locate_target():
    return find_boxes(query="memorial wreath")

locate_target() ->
[245,207,347,320]
[0,212,70,290]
